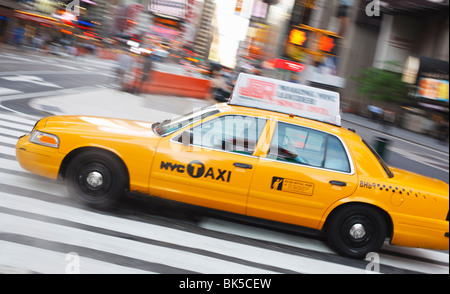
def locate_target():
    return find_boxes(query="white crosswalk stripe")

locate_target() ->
[0,87,22,96]
[0,111,448,274]
[0,240,154,274]
[0,52,116,72]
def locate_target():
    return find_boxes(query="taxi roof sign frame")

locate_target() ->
[229,73,342,126]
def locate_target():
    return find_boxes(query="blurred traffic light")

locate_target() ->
[289,29,308,47]
[318,33,340,57]
[287,25,341,59]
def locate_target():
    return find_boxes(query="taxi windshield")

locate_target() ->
[153,105,220,137]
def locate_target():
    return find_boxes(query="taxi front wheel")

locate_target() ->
[66,150,127,208]
[326,204,387,259]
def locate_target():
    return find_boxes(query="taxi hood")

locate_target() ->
[43,115,158,139]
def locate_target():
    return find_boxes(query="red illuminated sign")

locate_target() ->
[274,59,305,72]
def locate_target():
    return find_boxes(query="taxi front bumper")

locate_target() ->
[15,135,64,180]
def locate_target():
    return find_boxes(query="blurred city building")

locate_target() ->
[331,0,449,133]
[232,0,448,137]
[192,0,214,61]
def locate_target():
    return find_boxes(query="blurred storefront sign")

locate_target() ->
[149,0,186,40]
[251,0,269,19]
[13,9,57,26]
[402,55,449,103]
[403,55,449,85]
[417,78,449,102]
[235,0,244,13]
[150,24,180,39]
[149,0,187,19]
[246,23,269,59]
[418,102,449,112]
[153,14,181,30]
[33,0,58,15]
[273,58,305,72]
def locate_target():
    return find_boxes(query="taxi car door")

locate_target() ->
[151,114,266,214]
[247,121,358,229]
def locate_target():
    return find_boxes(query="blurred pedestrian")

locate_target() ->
[13,26,25,47]
[69,45,78,58]
[367,105,383,122]
[382,110,395,133]
[134,51,153,95]
[210,70,232,102]
[116,49,135,90]
[436,119,449,143]
[32,35,43,51]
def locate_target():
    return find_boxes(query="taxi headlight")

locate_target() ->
[29,130,60,148]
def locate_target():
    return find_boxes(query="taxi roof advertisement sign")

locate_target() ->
[230,73,341,126]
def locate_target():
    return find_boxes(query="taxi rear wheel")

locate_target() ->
[326,204,387,259]
[66,150,127,208]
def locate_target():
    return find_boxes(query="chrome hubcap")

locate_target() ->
[349,223,366,239]
[86,171,103,188]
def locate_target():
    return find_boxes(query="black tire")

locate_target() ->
[326,204,387,259]
[66,150,127,208]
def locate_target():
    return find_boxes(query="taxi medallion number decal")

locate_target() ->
[271,176,314,196]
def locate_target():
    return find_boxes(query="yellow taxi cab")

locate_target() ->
[16,73,449,259]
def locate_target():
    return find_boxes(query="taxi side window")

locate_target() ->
[267,122,351,173]
[324,135,351,173]
[190,115,266,155]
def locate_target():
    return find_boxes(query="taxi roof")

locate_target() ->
[229,73,341,126]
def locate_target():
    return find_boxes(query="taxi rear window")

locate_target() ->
[363,139,394,178]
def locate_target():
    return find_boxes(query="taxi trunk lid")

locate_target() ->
[390,166,449,196]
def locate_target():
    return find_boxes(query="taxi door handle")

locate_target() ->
[233,162,253,169]
[329,180,347,187]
